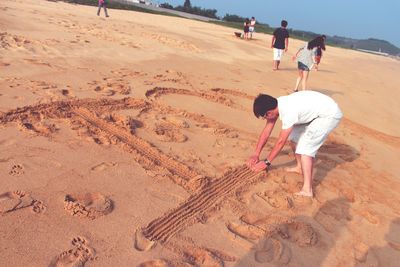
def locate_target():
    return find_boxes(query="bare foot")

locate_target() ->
[294,190,313,198]
[284,166,302,174]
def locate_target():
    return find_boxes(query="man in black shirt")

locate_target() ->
[271,20,289,70]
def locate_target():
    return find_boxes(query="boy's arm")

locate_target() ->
[248,119,277,166]
[285,38,289,51]
[250,126,292,172]
[267,127,292,162]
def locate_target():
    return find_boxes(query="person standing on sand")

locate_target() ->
[271,20,289,70]
[243,18,250,40]
[313,36,326,71]
[292,35,326,92]
[247,91,343,197]
[249,17,256,39]
[97,0,109,17]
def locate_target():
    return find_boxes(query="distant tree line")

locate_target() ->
[160,0,218,19]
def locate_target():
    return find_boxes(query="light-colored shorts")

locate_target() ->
[273,48,284,60]
[288,117,341,157]
[249,26,254,32]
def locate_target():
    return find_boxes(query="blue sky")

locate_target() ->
[163,0,400,47]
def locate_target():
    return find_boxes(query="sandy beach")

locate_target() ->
[1,0,400,266]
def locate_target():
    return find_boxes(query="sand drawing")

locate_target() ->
[49,236,95,267]
[138,167,263,246]
[73,107,200,182]
[145,86,246,111]
[1,79,398,264]
[64,193,113,219]
[140,32,202,53]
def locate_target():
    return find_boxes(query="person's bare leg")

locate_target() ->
[295,155,314,197]
[285,141,302,173]
[277,60,280,70]
[273,60,277,70]
[294,70,303,92]
[301,71,309,90]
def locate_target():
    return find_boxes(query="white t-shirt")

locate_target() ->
[297,43,317,68]
[277,91,343,129]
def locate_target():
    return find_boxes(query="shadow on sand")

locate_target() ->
[236,197,351,266]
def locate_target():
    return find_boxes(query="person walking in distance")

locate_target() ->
[249,17,256,39]
[271,20,289,70]
[313,36,326,71]
[247,91,343,197]
[292,35,326,91]
[97,0,109,17]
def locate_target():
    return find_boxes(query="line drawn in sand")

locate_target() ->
[0,190,46,214]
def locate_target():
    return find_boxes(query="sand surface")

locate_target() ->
[1,0,400,266]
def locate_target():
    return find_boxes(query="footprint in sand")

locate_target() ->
[9,164,24,176]
[64,193,113,219]
[226,221,264,240]
[166,242,235,267]
[256,191,294,210]
[254,238,291,265]
[163,116,190,129]
[153,122,187,143]
[181,247,226,266]
[357,209,380,225]
[90,162,117,171]
[138,259,170,267]
[49,236,95,267]
[278,220,318,247]
[134,228,155,251]
[0,190,46,214]
[61,89,71,96]
[353,241,380,266]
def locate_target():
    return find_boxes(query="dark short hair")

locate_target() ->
[308,35,326,50]
[253,94,278,118]
[281,20,288,27]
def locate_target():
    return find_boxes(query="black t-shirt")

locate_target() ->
[316,47,322,56]
[273,28,289,49]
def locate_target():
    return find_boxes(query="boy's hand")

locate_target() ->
[247,155,259,168]
[251,161,268,172]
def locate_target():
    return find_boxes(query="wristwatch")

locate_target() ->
[264,159,271,168]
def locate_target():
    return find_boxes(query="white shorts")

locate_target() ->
[288,117,341,157]
[249,26,254,32]
[273,48,284,60]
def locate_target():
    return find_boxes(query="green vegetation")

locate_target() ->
[160,0,218,19]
